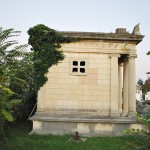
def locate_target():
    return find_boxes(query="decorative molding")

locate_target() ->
[62,41,135,50]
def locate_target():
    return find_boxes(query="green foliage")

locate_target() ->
[124,112,150,135]
[147,51,150,55]
[137,79,144,87]
[121,135,150,150]
[0,26,38,122]
[138,77,150,99]
[143,100,150,105]
[0,84,21,141]
[143,77,150,97]
[27,24,75,90]
[0,27,28,139]
[0,27,29,90]
[123,110,150,150]
[0,24,75,141]
[147,51,150,74]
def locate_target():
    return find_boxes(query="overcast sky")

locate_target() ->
[1,0,150,82]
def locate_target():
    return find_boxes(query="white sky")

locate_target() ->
[1,0,150,82]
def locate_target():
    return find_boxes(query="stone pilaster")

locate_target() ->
[37,84,47,111]
[110,54,120,117]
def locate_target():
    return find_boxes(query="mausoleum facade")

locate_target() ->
[30,26,144,136]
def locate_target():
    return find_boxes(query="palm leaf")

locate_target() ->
[0,109,14,122]
[8,99,21,108]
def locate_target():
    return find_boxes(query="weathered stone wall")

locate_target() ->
[37,50,111,115]
[37,40,137,115]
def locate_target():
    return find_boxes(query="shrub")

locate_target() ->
[122,109,150,150]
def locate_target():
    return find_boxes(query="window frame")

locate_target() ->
[70,58,88,76]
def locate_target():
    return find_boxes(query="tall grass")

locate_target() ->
[1,121,137,150]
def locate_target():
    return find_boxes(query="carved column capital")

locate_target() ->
[118,63,123,66]
[127,54,137,59]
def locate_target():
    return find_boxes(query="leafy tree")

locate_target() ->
[147,51,150,74]
[137,78,150,100]
[0,25,74,141]
[0,27,29,140]
[143,77,150,96]
[8,53,35,120]
[137,79,144,87]
[0,85,20,140]
[26,25,75,119]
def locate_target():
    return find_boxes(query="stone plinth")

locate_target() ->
[30,112,142,136]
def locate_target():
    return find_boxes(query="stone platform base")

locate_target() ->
[29,112,142,136]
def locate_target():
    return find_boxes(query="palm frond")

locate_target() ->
[0,109,14,122]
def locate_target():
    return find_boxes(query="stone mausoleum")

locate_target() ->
[30,25,144,136]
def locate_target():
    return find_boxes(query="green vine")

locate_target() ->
[28,24,75,90]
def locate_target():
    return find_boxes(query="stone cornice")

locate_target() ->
[58,31,144,45]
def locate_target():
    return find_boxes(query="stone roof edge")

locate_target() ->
[58,31,144,45]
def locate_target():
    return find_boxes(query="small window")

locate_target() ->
[70,59,87,75]
[73,61,78,66]
[80,61,85,66]
[80,68,85,73]
[73,68,78,72]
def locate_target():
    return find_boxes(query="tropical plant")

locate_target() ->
[0,25,75,139]
[0,27,29,140]
[0,85,21,140]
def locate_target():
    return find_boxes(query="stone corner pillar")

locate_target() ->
[37,84,47,112]
[128,54,137,117]
[109,54,120,117]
